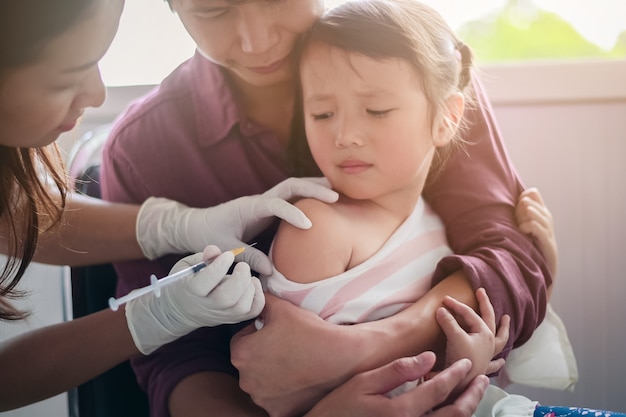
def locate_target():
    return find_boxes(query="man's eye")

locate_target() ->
[366,108,394,117]
[312,112,333,120]
[194,7,231,19]
[50,83,78,92]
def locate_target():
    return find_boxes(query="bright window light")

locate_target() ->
[100,0,626,86]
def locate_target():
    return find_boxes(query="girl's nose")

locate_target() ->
[334,116,365,148]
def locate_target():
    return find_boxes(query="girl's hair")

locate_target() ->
[0,1,90,321]
[289,0,475,176]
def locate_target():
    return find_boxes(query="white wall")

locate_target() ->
[482,59,626,411]
[0,262,69,417]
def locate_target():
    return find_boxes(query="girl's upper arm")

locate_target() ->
[272,198,349,284]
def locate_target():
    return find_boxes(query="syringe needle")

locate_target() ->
[108,246,247,311]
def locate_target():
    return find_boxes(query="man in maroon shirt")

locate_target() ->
[101,2,550,416]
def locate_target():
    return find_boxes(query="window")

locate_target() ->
[100,0,626,86]
[100,0,195,86]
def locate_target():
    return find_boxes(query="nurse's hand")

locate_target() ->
[126,245,264,354]
[136,177,338,274]
[305,353,488,417]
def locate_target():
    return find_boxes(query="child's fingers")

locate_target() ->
[475,288,496,333]
[494,314,510,355]
[441,295,490,334]
[436,306,467,341]
[485,358,506,375]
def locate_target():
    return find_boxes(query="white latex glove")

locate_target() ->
[126,245,265,355]
[136,177,338,274]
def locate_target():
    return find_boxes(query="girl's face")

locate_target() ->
[301,42,453,203]
[171,0,324,88]
[0,0,124,148]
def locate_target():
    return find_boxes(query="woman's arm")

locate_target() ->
[0,307,138,411]
[0,247,264,412]
[20,192,144,266]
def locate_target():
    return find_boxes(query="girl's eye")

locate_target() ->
[366,108,394,118]
[312,112,333,121]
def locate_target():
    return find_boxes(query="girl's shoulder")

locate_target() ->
[272,197,352,283]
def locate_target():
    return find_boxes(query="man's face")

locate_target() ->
[171,0,324,88]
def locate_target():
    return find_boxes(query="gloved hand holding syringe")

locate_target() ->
[109,246,247,312]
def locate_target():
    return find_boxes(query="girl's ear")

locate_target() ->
[433,92,465,147]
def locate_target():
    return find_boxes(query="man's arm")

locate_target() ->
[423,76,550,351]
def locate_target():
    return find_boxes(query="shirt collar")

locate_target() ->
[189,50,241,147]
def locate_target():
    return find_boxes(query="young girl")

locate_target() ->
[264,0,501,397]
[263,2,624,416]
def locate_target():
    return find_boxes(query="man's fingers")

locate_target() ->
[360,352,437,395]
[401,358,473,414]
[429,374,489,417]
[519,187,545,206]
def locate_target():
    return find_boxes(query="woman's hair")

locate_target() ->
[0,0,91,320]
[289,0,475,176]
[0,0,97,68]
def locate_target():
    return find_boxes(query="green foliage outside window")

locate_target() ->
[457,1,626,63]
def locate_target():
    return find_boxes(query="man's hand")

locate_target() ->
[304,352,489,417]
[231,294,371,417]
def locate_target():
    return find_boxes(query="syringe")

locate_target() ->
[108,246,246,311]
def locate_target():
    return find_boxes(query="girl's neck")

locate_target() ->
[228,74,296,145]
[337,185,423,223]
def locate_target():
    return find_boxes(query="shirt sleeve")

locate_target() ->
[423,76,551,355]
